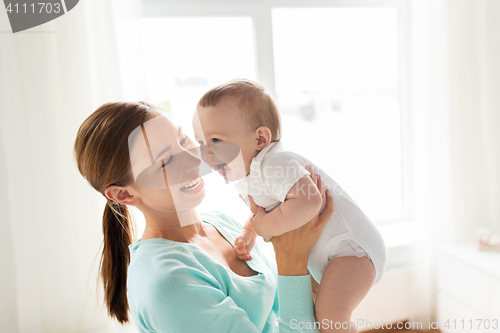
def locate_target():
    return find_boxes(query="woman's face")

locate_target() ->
[127,114,206,215]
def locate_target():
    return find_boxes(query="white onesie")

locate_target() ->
[234,140,387,286]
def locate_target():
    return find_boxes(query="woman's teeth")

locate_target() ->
[180,177,201,191]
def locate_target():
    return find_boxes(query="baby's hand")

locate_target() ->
[234,229,257,261]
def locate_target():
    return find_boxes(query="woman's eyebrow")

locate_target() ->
[155,146,171,162]
[153,126,183,162]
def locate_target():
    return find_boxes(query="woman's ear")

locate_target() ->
[104,185,140,206]
[254,126,272,150]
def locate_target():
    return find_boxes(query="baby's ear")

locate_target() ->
[255,126,272,149]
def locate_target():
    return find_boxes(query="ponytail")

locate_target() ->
[100,199,135,324]
[73,101,162,324]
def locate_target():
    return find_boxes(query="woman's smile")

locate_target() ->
[179,176,204,194]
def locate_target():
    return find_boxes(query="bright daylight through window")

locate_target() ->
[140,8,403,225]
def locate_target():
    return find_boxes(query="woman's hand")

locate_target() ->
[248,165,334,276]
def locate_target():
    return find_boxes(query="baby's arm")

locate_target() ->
[252,173,323,241]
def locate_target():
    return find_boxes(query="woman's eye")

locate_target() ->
[159,156,173,170]
[180,135,188,146]
[157,135,190,171]
[211,138,221,143]
[198,140,204,146]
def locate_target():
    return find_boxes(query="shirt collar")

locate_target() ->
[234,140,285,190]
[252,140,284,164]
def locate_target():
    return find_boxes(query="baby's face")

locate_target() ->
[193,99,258,182]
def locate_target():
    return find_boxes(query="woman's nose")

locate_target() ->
[166,149,205,185]
[179,147,202,169]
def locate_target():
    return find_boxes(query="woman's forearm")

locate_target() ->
[276,274,319,333]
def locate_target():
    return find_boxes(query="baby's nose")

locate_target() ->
[199,145,214,167]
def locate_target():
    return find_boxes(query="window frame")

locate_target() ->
[142,0,412,227]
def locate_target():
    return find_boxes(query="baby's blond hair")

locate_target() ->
[197,79,282,142]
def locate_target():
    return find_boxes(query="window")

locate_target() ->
[141,16,256,127]
[140,0,409,225]
[140,16,258,221]
[272,8,402,222]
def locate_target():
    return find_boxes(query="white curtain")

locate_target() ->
[408,0,500,323]
[446,0,500,240]
[2,0,499,331]
[0,0,145,332]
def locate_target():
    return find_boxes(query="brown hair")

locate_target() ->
[73,101,162,324]
[197,79,282,141]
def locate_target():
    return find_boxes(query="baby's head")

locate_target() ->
[194,79,282,181]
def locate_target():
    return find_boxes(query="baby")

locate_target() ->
[194,79,387,326]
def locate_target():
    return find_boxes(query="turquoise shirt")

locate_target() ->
[127,211,319,333]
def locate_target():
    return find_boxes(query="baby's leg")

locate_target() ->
[314,256,375,333]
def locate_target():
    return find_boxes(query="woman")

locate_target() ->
[73,101,334,333]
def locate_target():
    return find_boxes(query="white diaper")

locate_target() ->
[306,205,387,287]
[328,238,370,261]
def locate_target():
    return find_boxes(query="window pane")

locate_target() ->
[141,17,256,127]
[140,17,257,222]
[272,8,402,221]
